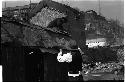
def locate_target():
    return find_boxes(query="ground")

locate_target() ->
[81,69,124,80]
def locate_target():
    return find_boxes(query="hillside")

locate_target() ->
[84,10,124,46]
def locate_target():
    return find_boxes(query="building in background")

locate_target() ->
[86,34,107,48]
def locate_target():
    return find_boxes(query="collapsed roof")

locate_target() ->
[1,0,86,53]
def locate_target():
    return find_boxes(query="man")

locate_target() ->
[25,47,42,82]
[68,49,83,81]
[44,49,69,81]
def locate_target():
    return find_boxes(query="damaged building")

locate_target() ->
[1,0,86,81]
[1,0,123,81]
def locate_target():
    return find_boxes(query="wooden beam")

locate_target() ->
[2,15,71,37]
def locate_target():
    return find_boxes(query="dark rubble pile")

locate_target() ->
[82,47,124,76]
[82,62,124,75]
[116,48,124,64]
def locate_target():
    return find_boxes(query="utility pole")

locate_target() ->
[98,0,101,37]
[115,16,118,38]
[30,0,31,9]
[98,0,101,16]
[5,2,6,8]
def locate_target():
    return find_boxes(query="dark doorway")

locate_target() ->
[24,47,43,82]
[44,52,69,81]
[1,42,25,81]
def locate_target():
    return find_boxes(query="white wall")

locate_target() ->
[86,41,106,48]
[0,66,2,82]
[86,38,106,48]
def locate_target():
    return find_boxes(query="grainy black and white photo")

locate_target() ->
[1,0,124,81]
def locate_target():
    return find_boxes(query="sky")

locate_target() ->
[2,0,124,24]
